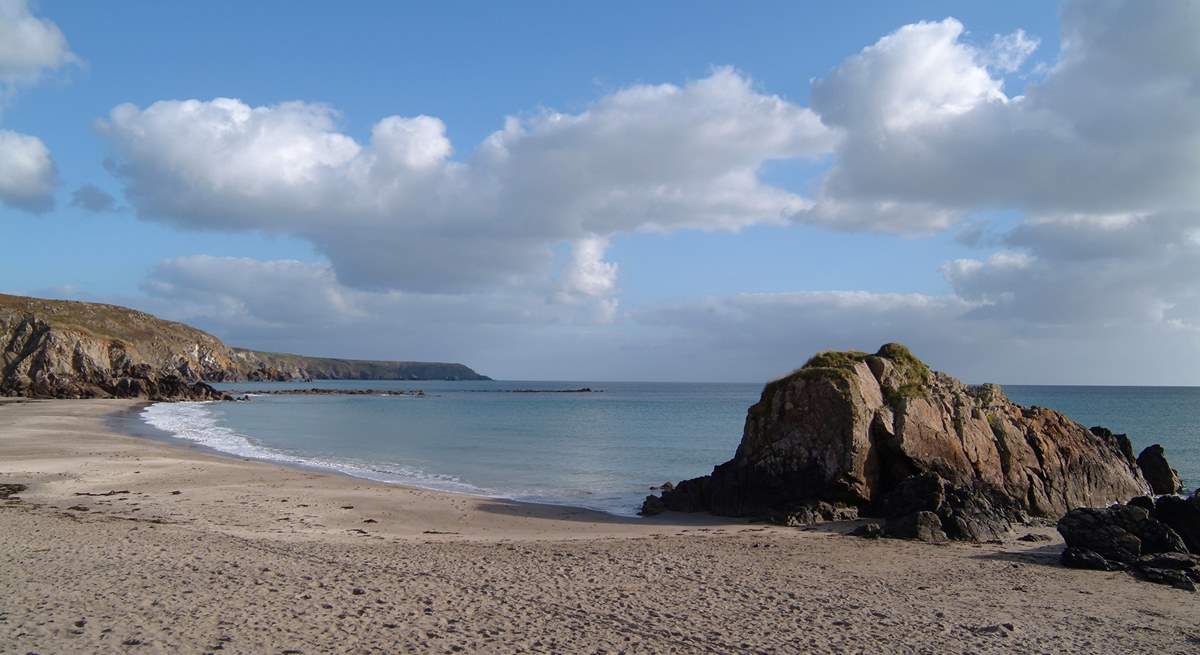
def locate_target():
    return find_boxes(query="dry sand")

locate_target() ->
[1,399,1196,654]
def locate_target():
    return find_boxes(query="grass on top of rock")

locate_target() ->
[802,350,871,371]
[874,343,932,388]
[794,343,933,408]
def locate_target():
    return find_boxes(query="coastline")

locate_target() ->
[2,399,1197,653]
[129,398,658,518]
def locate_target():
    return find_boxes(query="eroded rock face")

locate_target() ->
[648,343,1151,541]
[1137,445,1184,495]
[1,304,233,401]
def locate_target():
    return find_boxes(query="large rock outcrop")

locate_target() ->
[1,293,488,400]
[645,344,1152,541]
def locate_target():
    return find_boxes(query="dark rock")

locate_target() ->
[659,476,708,513]
[1017,533,1052,543]
[768,501,858,527]
[1057,505,1187,566]
[1137,567,1196,591]
[639,495,665,516]
[655,343,1150,542]
[1136,552,1200,571]
[849,523,883,539]
[1127,495,1156,513]
[0,483,26,499]
[885,511,948,543]
[1153,493,1200,553]
[1061,546,1122,571]
[1137,445,1184,495]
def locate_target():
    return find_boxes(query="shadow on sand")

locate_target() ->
[968,543,1064,568]
[471,499,756,528]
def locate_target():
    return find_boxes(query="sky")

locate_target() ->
[2,0,1199,385]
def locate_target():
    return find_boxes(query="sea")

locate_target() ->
[138,380,1199,516]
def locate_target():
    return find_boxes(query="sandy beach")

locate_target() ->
[1,400,1197,654]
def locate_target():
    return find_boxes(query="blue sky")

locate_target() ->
[3,1,1199,384]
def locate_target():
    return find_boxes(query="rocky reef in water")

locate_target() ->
[0,293,488,401]
[642,343,1156,542]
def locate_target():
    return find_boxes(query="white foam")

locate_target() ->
[140,402,491,497]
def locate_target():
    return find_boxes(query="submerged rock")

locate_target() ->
[643,343,1151,541]
[1137,445,1184,495]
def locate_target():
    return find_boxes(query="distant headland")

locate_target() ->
[0,293,489,401]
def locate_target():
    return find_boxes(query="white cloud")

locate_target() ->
[804,1,1200,228]
[984,29,1039,74]
[0,0,74,213]
[0,0,77,85]
[99,68,835,296]
[141,255,628,352]
[0,129,55,211]
[811,19,1012,134]
[556,236,619,323]
[86,0,1200,384]
[945,212,1200,330]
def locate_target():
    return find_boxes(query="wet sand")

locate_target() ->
[1,399,1196,653]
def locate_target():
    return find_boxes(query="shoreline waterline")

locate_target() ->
[136,399,653,518]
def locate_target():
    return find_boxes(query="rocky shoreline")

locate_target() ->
[641,344,1197,591]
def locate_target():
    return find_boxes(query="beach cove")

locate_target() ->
[2,399,1197,654]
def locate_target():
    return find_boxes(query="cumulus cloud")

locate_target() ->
[944,212,1200,331]
[555,236,619,323]
[99,68,834,297]
[0,129,55,211]
[804,1,1200,228]
[0,0,73,213]
[0,0,77,85]
[69,183,117,212]
[141,255,629,350]
[94,1,1200,383]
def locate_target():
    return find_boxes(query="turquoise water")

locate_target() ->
[141,381,1198,516]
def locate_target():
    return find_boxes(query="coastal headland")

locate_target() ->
[2,399,1196,653]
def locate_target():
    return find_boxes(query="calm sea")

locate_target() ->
[140,380,1198,516]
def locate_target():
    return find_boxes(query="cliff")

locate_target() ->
[645,343,1152,541]
[0,294,488,400]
